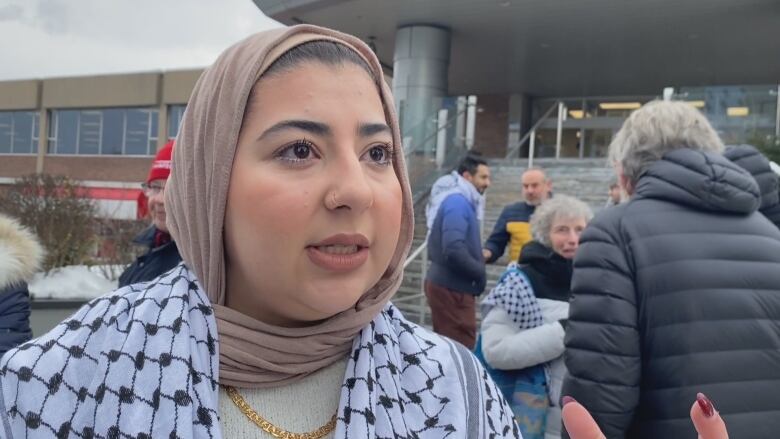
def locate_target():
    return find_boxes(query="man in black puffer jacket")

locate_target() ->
[724,144,780,230]
[0,214,41,356]
[562,101,780,439]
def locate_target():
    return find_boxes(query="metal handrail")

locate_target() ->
[404,106,470,157]
[504,100,563,159]
[399,239,429,325]
[403,240,428,269]
[395,98,477,326]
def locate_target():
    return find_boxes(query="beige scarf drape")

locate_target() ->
[165,25,414,388]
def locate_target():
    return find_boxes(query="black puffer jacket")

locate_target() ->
[724,144,780,229]
[118,227,181,288]
[0,285,32,357]
[562,148,780,439]
[0,214,40,357]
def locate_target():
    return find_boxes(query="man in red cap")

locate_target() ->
[118,140,182,287]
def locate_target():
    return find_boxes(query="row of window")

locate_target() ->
[0,105,186,156]
[0,112,39,154]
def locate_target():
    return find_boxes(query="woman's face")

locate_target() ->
[223,61,402,327]
[549,214,587,260]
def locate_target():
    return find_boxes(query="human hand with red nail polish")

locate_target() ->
[561,393,729,439]
[690,393,729,439]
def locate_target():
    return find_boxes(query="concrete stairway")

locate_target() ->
[394,157,616,327]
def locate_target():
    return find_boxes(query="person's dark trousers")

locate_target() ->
[424,280,476,349]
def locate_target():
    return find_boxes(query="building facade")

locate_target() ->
[0,69,201,218]
[250,0,780,160]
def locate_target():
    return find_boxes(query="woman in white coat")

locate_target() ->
[480,194,593,439]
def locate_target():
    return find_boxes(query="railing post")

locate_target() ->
[528,128,536,168]
[663,87,675,101]
[436,109,448,169]
[775,84,780,138]
[555,101,564,159]
[466,95,477,150]
[456,96,467,148]
[419,247,428,326]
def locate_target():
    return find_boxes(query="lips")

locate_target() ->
[560,248,577,258]
[306,234,370,272]
[311,234,370,248]
[316,244,359,255]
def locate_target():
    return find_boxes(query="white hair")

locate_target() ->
[608,100,725,187]
[530,195,593,247]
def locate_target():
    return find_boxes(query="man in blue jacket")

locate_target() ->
[483,167,551,263]
[424,156,491,349]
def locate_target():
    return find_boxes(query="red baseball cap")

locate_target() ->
[147,140,174,184]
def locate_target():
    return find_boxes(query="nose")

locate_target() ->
[324,155,373,213]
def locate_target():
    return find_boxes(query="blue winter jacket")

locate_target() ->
[0,284,32,357]
[426,193,487,295]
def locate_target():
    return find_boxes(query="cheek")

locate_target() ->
[372,178,403,255]
[148,197,164,212]
[225,171,317,262]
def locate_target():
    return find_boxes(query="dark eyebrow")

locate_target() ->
[358,123,392,138]
[257,120,331,141]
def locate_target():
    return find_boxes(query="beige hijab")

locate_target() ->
[165,25,414,388]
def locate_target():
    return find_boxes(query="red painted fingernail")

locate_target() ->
[562,396,577,406]
[697,393,715,418]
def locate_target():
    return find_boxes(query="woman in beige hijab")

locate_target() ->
[0,25,519,439]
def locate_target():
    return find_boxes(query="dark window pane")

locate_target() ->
[0,112,11,153]
[101,108,124,155]
[168,105,185,140]
[55,110,79,154]
[11,112,34,153]
[78,110,101,155]
[124,109,150,155]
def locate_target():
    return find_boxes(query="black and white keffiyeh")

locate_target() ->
[337,305,519,438]
[0,265,219,439]
[0,264,519,438]
[481,262,544,329]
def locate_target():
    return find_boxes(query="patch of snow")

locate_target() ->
[28,265,121,300]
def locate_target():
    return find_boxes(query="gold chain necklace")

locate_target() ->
[224,385,338,439]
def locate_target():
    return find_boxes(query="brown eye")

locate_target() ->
[370,146,385,162]
[363,144,393,166]
[276,140,319,165]
[293,142,311,159]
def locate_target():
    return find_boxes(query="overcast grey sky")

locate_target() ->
[0,0,281,80]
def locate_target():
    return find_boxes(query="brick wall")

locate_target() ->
[43,156,153,182]
[0,156,37,178]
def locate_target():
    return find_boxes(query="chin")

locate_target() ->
[306,278,375,315]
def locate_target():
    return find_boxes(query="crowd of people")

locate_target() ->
[423,100,780,439]
[0,23,777,439]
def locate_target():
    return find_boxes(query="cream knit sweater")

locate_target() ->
[219,357,348,438]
